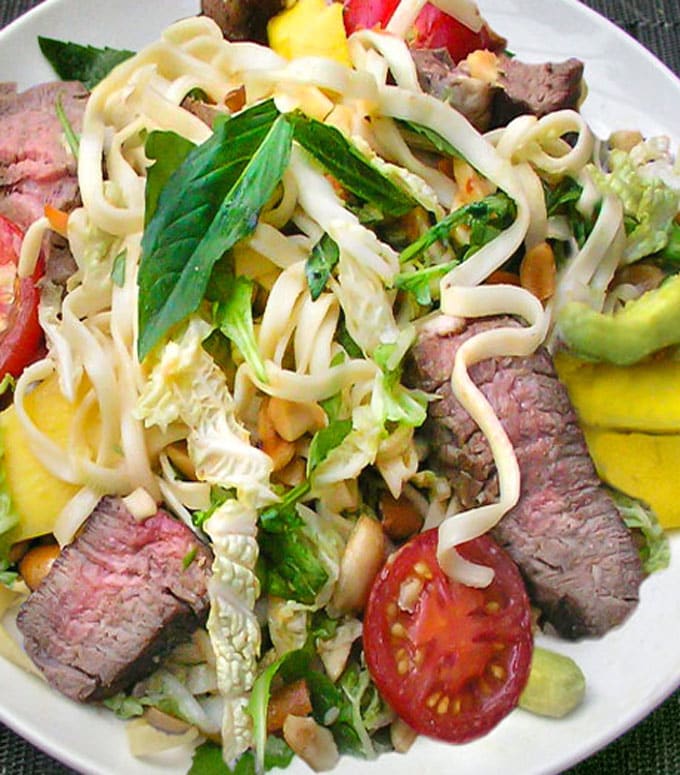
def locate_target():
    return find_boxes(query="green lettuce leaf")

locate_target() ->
[611,490,670,573]
[590,149,680,263]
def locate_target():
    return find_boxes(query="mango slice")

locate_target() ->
[0,376,87,542]
[554,351,680,432]
[268,0,351,65]
[583,426,680,529]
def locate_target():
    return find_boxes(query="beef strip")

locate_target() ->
[409,316,643,639]
[0,81,88,283]
[201,0,285,43]
[17,496,213,702]
[492,54,584,127]
[411,48,498,132]
[411,47,584,131]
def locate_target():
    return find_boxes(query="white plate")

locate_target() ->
[1,1,680,773]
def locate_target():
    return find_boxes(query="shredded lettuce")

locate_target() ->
[590,149,680,263]
[611,490,670,574]
[212,275,268,384]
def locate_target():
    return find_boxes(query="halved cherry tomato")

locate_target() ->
[0,215,44,380]
[343,0,502,63]
[363,529,532,743]
[343,0,399,34]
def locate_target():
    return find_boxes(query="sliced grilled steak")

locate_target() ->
[411,48,498,131]
[17,496,212,702]
[0,81,87,283]
[201,0,284,43]
[409,316,643,639]
[0,81,86,227]
[492,54,584,127]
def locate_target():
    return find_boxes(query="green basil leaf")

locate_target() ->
[305,233,339,301]
[397,118,462,159]
[38,36,135,90]
[138,102,292,359]
[144,131,196,225]
[286,112,416,217]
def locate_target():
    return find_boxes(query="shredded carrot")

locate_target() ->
[485,269,521,286]
[519,241,556,302]
[44,204,69,238]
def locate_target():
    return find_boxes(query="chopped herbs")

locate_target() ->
[305,233,340,301]
[55,94,80,159]
[399,192,517,264]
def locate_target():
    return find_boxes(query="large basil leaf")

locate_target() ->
[138,101,292,358]
[38,37,134,90]
[286,112,416,218]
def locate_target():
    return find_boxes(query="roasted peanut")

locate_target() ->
[19,543,60,590]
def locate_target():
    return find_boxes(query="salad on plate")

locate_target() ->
[0,0,678,772]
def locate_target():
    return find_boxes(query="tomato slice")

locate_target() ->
[364,529,532,743]
[343,0,500,63]
[0,215,44,380]
[343,0,399,33]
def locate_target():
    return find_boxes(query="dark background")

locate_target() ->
[1,0,679,773]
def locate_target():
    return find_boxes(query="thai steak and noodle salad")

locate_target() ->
[0,0,676,769]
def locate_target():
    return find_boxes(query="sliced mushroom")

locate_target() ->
[390,717,418,753]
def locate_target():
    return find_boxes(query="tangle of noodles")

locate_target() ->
[9,4,643,762]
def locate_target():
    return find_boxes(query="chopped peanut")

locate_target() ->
[609,129,644,153]
[485,269,521,286]
[258,399,297,471]
[520,241,556,302]
[224,85,246,113]
[465,50,500,83]
[380,493,423,541]
[453,158,496,205]
[331,514,386,615]
[267,680,313,733]
[283,715,340,772]
[144,707,192,735]
[273,457,306,488]
[614,262,665,294]
[165,441,196,480]
[268,397,326,442]
[390,717,418,753]
[19,543,60,590]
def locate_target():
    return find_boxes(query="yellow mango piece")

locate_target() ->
[554,351,680,432]
[583,426,680,529]
[268,0,351,65]
[0,376,91,542]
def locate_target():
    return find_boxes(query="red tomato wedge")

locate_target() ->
[0,215,44,380]
[364,529,532,743]
[343,0,501,63]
